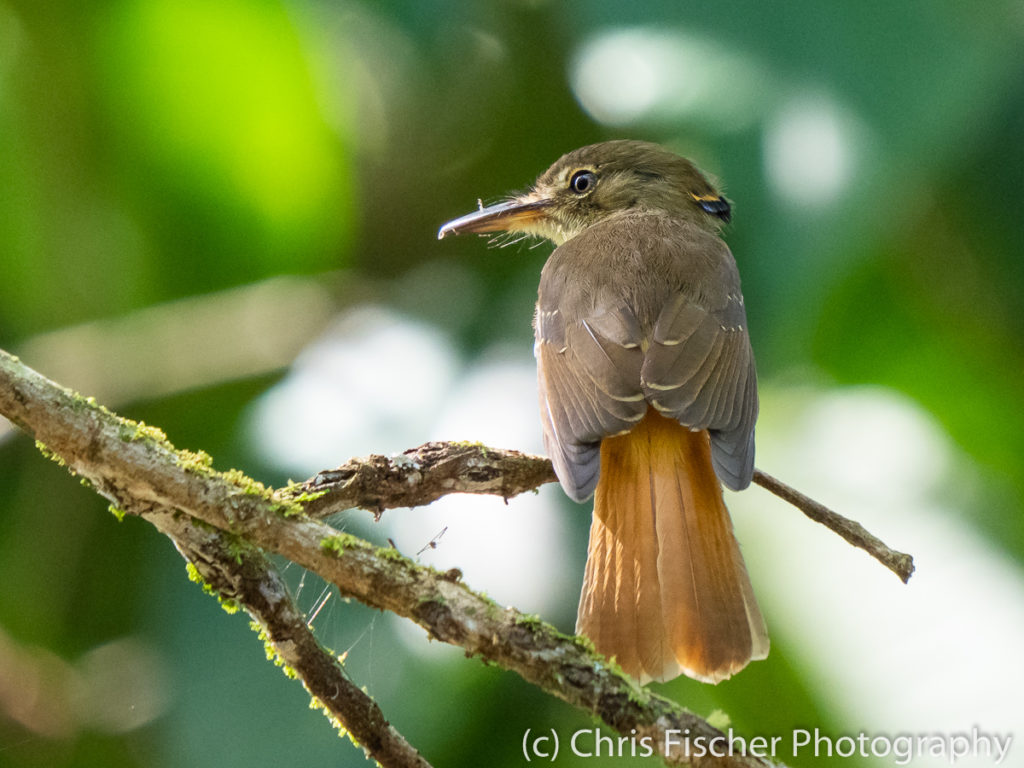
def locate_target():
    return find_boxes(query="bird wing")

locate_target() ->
[534,216,757,498]
[640,280,758,491]
[535,302,647,501]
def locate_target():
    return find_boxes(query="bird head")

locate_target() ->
[438,140,730,246]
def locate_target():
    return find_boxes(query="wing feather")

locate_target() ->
[534,213,758,496]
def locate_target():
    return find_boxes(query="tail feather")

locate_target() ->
[582,508,639,675]
[577,409,767,684]
[633,465,673,677]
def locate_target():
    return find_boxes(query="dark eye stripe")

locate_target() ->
[698,197,731,222]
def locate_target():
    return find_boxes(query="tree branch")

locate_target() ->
[752,469,914,583]
[291,441,914,583]
[149,508,432,768]
[0,350,430,766]
[290,442,558,519]
[0,348,783,767]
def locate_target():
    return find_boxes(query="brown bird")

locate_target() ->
[438,140,768,684]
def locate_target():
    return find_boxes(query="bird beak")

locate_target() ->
[437,196,552,240]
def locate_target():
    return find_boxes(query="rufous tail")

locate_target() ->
[577,409,768,684]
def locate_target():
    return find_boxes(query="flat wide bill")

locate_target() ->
[437,198,550,239]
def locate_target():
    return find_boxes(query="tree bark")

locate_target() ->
[0,348,910,766]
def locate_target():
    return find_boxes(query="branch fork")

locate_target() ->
[0,349,914,768]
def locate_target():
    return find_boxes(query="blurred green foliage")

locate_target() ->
[1,1,1022,767]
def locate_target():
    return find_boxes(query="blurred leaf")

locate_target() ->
[94,0,354,279]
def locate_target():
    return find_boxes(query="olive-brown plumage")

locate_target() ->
[439,140,768,683]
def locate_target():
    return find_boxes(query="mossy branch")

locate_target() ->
[0,349,791,767]
[153,511,431,768]
[287,439,914,584]
[0,346,918,763]
[0,349,430,768]
[289,441,558,519]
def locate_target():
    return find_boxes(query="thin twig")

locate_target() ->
[753,469,914,583]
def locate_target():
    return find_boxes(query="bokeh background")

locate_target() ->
[1,1,1023,766]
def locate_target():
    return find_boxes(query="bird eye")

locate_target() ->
[569,170,596,194]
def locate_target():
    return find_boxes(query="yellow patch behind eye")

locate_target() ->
[689,192,722,202]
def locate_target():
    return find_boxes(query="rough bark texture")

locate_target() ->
[294,441,559,519]
[0,348,911,766]
[152,511,431,768]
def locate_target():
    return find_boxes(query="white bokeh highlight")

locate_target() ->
[386,347,576,617]
[763,92,862,208]
[247,305,459,473]
[246,307,575,658]
[570,28,766,130]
